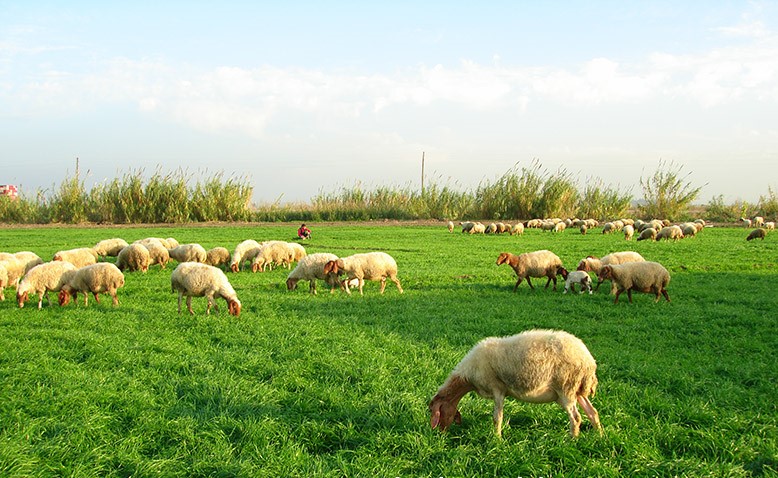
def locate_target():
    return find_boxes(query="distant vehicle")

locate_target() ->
[0,184,19,200]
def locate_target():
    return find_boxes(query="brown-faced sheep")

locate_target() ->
[322,252,403,295]
[429,329,602,438]
[170,262,241,316]
[286,252,340,294]
[58,263,125,307]
[496,250,562,292]
[597,262,671,304]
[17,261,77,309]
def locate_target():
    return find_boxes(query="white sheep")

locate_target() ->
[287,242,307,263]
[58,263,125,307]
[623,224,634,241]
[447,221,455,233]
[230,239,261,272]
[681,223,698,238]
[740,217,752,227]
[115,243,151,272]
[486,223,498,234]
[656,225,683,241]
[286,252,340,294]
[637,227,657,242]
[557,267,593,294]
[577,251,645,293]
[168,243,208,263]
[251,242,294,272]
[429,329,602,438]
[16,261,78,309]
[52,247,98,268]
[10,251,44,273]
[496,250,562,292]
[553,222,566,233]
[92,238,129,258]
[597,261,671,304]
[136,239,170,268]
[0,256,26,295]
[764,222,775,231]
[471,223,486,234]
[601,222,615,234]
[0,263,8,301]
[205,247,231,268]
[754,216,765,228]
[170,262,241,316]
[322,252,403,295]
[510,223,524,236]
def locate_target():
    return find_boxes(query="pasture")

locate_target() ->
[0,222,776,477]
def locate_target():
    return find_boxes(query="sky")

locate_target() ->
[2,1,777,205]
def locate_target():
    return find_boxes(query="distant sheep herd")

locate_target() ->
[0,214,772,439]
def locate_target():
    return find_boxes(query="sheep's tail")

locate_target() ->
[578,371,598,398]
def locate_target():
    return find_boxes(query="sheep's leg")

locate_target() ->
[82,292,88,306]
[93,292,100,304]
[513,277,523,292]
[111,290,119,306]
[379,277,387,294]
[186,296,195,315]
[577,396,602,434]
[525,277,534,289]
[0,287,4,301]
[613,289,622,304]
[178,293,183,314]
[358,279,365,296]
[309,279,317,295]
[661,289,670,302]
[391,275,403,293]
[626,288,634,303]
[558,395,582,437]
[492,394,506,438]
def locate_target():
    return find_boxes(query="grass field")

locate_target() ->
[0,222,776,477]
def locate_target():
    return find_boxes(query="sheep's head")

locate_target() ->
[323,260,342,275]
[429,374,471,432]
[230,263,240,273]
[251,261,263,273]
[52,253,63,262]
[495,252,511,266]
[598,265,614,282]
[58,288,74,306]
[227,298,241,317]
[286,278,299,291]
[557,267,569,279]
[16,291,28,308]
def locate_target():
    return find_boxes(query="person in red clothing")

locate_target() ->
[297,223,311,240]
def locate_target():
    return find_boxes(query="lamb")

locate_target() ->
[92,238,129,258]
[496,250,562,292]
[170,262,241,316]
[429,329,602,438]
[286,252,340,294]
[115,243,151,272]
[16,261,77,309]
[623,224,634,241]
[251,241,294,272]
[52,247,99,268]
[577,251,645,293]
[557,267,593,294]
[168,243,208,263]
[637,227,657,242]
[205,247,231,268]
[597,262,671,304]
[322,252,403,295]
[747,228,767,241]
[230,239,261,272]
[58,263,125,307]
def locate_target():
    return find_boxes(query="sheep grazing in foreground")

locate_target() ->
[286,252,340,294]
[747,228,767,241]
[52,247,99,268]
[597,262,671,304]
[429,329,602,438]
[205,247,231,268]
[16,261,77,309]
[92,238,129,258]
[557,267,593,294]
[170,262,241,316]
[168,243,208,264]
[322,252,403,295]
[58,263,125,307]
[115,244,151,272]
[230,239,261,272]
[496,250,563,292]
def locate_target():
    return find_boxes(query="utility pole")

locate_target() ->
[421,152,425,196]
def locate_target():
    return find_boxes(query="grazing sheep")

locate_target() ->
[0,263,7,301]
[597,262,671,304]
[557,267,593,294]
[553,222,566,233]
[205,247,231,268]
[601,222,615,234]
[10,251,44,273]
[460,221,475,233]
[230,239,261,272]
[170,262,241,316]
[93,238,129,258]
[765,222,775,231]
[681,223,698,238]
[471,222,486,234]
[286,252,340,294]
[58,263,125,307]
[580,224,588,235]
[429,329,602,438]
[623,224,634,241]
[164,237,180,249]
[656,225,684,241]
[251,242,294,272]
[115,244,151,272]
[134,238,170,268]
[510,223,524,236]
[16,261,77,309]
[322,252,403,295]
[0,256,26,294]
[486,223,498,234]
[747,228,767,241]
[168,243,208,263]
[496,250,562,292]
[447,221,455,233]
[53,247,98,268]
[577,251,645,293]
[637,227,657,242]
[754,216,765,228]
[287,242,307,263]
[740,217,752,227]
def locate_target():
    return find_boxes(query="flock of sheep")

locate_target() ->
[0,214,770,439]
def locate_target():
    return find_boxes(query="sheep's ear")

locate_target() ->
[454,410,462,425]
[430,409,441,429]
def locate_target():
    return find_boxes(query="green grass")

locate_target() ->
[0,223,776,477]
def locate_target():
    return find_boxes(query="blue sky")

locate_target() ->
[2,1,777,205]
